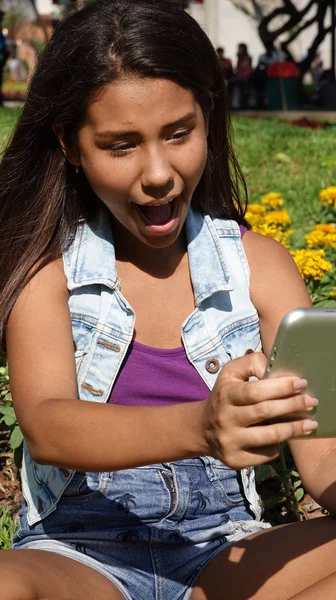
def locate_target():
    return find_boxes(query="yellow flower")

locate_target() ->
[261,192,284,209]
[305,228,336,249]
[245,208,266,229]
[315,224,336,233]
[265,210,291,227]
[319,186,336,208]
[252,223,293,247]
[290,249,332,281]
[246,204,267,215]
[329,287,336,299]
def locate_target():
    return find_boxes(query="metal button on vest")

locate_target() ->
[205,358,220,374]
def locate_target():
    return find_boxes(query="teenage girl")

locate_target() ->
[1,2,336,599]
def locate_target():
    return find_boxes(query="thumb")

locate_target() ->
[220,352,268,382]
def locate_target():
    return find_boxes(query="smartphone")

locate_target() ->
[264,307,336,438]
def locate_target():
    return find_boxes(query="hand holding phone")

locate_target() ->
[264,307,336,437]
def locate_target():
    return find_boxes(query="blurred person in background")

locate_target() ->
[230,43,253,109]
[254,41,284,109]
[216,47,233,84]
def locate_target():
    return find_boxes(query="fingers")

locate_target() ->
[244,417,318,451]
[239,394,318,427]
[221,419,318,469]
[225,376,308,407]
[219,352,307,395]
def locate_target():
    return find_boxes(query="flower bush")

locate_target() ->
[248,188,336,523]
[319,186,336,209]
[246,189,336,307]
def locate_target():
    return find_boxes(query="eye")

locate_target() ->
[108,142,135,156]
[169,129,192,142]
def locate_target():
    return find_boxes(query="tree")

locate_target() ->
[229,0,277,24]
[229,0,335,79]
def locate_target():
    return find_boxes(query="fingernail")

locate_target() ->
[303,419,318,434]
[305,396,319,409]
[293,379,308,391]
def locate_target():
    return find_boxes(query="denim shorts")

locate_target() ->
[13,457,270,600]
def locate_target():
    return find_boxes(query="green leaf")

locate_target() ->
[294,487,304,502]
[9,425,23,450]
[293,479,302,490]
[290,470,300,478]
[314,298,336,307]
[0,406,16,426]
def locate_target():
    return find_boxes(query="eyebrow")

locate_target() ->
[93,112,197,141]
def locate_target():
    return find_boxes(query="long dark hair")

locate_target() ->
[0,0,248,353]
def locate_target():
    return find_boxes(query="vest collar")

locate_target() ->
[66,204,234,302]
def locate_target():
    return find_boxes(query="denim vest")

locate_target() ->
[21,206,263,526]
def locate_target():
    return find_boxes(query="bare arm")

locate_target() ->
[244,230,336,511]
[7,259,208,471]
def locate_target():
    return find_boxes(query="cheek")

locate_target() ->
[82,158,133,201]
[184,139,207,186]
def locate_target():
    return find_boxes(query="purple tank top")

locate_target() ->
[108,224,246,406]
[109,340,209,406]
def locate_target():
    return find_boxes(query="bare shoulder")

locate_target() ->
[7,257,70,341]
[242,230,311,354]
[242,229,301,278]
[242,230,310,308]
[11,257,68,306]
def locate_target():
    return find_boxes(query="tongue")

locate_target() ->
[140,202,173,225]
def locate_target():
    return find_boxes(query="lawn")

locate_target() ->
[0,108,21,147]
[233,116,336,229]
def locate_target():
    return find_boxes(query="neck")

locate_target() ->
[111,219,187,278]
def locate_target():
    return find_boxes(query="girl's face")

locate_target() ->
[72,77,208,249]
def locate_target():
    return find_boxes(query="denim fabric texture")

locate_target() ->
[14,206,269,597]
[14,458,270,600]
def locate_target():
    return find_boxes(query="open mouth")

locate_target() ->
[136,197,178,226]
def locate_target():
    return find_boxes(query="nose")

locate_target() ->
[141,146,174,197]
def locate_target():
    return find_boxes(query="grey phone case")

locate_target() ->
[264,307,336,438]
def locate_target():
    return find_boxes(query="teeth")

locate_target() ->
[151,198,173,207]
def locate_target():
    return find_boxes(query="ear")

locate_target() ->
[52,121,81,166]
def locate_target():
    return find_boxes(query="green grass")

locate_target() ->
[233,116,336,230]
[0,108,21,150]
[0,507,17,549]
